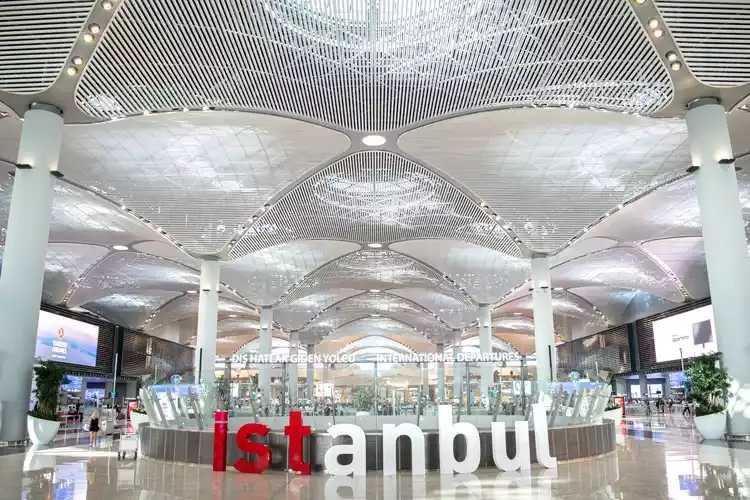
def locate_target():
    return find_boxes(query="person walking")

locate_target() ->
[682,400,692,417]
[88,410,100,447]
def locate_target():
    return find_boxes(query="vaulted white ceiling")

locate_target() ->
[1,0,749,355]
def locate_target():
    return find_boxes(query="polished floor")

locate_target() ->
[1,414,749,499]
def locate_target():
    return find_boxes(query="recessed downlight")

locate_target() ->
[670,61,682,71]
[112,245,128,251]
[648,18,659,29]
[367,243,382,248]
[666,51,678,62]
[66,67,78,76]
[653,29,664,38]
[187,290,198,294]
[228,314,237,318]
[369,289,381,293]
[362,135,386,147]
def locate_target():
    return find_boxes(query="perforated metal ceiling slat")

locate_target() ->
[76,0,672,128]
[82,290,183,329]
[230,151,520,257]
[656,0,750,87]
[399,108,691,252]
[275,288,364,331]
[0,0,95,94]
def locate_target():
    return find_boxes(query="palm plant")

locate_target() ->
[29,361,69,421]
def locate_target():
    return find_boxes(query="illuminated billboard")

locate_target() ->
[35,311,99,367]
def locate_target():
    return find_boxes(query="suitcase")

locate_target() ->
[117,434,139,460]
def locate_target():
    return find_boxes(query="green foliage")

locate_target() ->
[28,361,69,422]
[214,376,231,411]
[353,389,373,411]
[685,352,730,417]
[131,407,148,415]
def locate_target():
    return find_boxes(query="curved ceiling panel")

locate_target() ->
[492,331,536,356]
[656,0,750,87]
[0,243,110,305]
[275,289,364,331]
[217,318,261,337]
[75,0,672,128]
[231,152,520,257]
[279,249,472,308]
[298,292,451,341]
[399,109,690,252]
[550,246,685,302]
[223,240,359,306]
[567,286,644,325]
[492,315,535,334]
[146,295,256,332]
[339,337,418,355]
[82,290,183,329]
[386,288,476,329]
[495,291,608,325]
[67,252,200,306]
[641,237,709,300]
[0,0,95,94]
[132,241,198,271]
[552,237,618,266]
[391,239,529,304]
[58,112,349,254]
[322,319,435,351]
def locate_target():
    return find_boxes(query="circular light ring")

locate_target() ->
[362,135,386,147]
[112,245,129,251]
[89,23,101,34]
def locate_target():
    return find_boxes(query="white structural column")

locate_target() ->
[478,305,493,403]
[0,105,63,442]
[452,330,463,401]
[259,307,273,404]
[307,344,315,399]
[687,97,750,435]
[437,343,445,400]
[195,259,220,388]
[288,332,299,404]
[531,256,556,391]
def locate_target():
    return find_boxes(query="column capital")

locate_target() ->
[686,96,721,111]
[28,102,63,116]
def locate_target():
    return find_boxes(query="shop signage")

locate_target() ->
[226,352,521,365]
[218,405,556,476]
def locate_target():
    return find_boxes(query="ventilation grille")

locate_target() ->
[230,151,520,258]
[656,0,750,87]
[0,0,95,94]
[120,328,194,381]
[556,325,630,377]
[635,297,711,371]
[76,0,672,128]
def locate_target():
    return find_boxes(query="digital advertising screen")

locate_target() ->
[35,311,99,367]
[653,305,718,363]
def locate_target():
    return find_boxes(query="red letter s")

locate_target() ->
[234,423,271,474]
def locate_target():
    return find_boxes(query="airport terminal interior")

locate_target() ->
[1,0,750,498]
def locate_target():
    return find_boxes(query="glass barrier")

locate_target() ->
[139,360,614,430]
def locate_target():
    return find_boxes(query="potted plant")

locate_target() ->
[602,402,623,425]
[27,361,69,445]
[354,389,373,415]
[129,407,150,433]
[685,352,730,440]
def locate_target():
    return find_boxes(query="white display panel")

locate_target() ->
[653,305,718,363]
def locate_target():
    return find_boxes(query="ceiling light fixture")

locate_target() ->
[112,245,128,251]
[666,51,678,62]
[187,290,198,294]
[362,135,386,147]
[369,289,381,293]
[635,0,646,3]
[101,0,113,9]
[648,19,659,29]
[367,243,382,248]
[89,23,101,34]
[83,33,95,43]
[229,314,237,318]
[72,56,84,65]
[66,67,78,76]
[653,29,664,38]
[671,61,682,71]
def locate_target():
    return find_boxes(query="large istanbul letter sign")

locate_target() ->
[229,404,556,475]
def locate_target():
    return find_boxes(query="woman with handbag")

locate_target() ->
[88,410,100,447]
